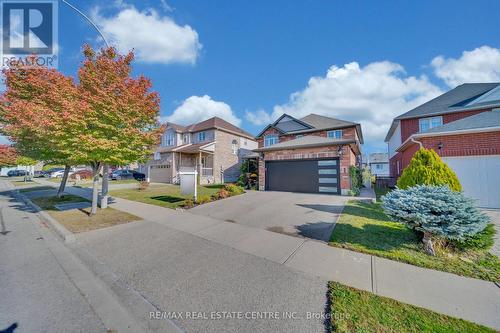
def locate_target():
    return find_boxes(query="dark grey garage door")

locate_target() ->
[265,158,340,194]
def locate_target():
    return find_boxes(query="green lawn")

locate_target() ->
[329,282,496,333]
[329,201,500,281]
[10,179,40,187]
[30,194,140,233]
[109,184,221,209]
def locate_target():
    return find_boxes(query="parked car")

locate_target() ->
[131,171,146,181]
[7,170,29,177]
[33,171,48,178]
[110,170,145,181]
[45,167,64,177]
[50,169,74,178]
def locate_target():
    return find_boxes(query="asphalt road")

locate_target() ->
[0,186,107,333]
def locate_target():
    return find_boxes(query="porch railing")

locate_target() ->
[202,167,213,176]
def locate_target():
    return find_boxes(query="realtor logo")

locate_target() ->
[1,0,58,67]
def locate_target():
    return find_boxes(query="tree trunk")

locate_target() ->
[90,162,101,216]
[101,164,109,209]
[422,232,435,256]
[57,165,71,198]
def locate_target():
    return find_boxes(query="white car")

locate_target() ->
[50,169,74,178]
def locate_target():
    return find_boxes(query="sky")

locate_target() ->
[1,0,500,154]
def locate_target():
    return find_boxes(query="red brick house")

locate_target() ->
[385,83,500,208]
[253,114,363,195]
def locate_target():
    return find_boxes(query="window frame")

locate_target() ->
[327,130,343,139]
[183,133,190,144]
[264,134,279,147]
[165,132,174,146]
[198,131,206,142]
[419,116,443,132]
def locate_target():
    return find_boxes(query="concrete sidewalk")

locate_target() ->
[34,180,500,329]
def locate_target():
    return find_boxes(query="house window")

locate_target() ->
[327,130,342,139]
[231,139,238,155]
[264,134,279,147]
[243,138,247,146]
[419,116,442,132]
[198,131,206,141]
[165,133,174,146]
[153,152,161,160]
[183,134,190,144]
[296,134,304,139]
[376,164,382,170]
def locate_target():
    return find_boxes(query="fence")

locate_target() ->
[375,176,396,189]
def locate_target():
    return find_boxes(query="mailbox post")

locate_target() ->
[179,167,198,201]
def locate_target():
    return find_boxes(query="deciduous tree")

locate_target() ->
[0,58,86,196]
[0,144,18,167]
[77,45,162,214]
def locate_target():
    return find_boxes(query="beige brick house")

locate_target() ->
[141,117,257,184]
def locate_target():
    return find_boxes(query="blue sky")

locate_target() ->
[2,0,500,154]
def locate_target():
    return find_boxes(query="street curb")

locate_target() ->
[14,190,76,243]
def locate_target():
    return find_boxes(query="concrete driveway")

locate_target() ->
[189,191,347,242]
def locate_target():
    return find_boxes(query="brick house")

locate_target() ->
[385,83,500,208]
[253,114,363,195]
[141,117,257,184]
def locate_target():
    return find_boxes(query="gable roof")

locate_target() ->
[396,83,500,120]
[385,83,500,142]
[256,113,363,143]
[369,153,388,164]
[253,135,356,152]
[166,117,254,140]
[421,109,500,134]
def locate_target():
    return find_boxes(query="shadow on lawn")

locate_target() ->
[331,202,421,252]
[150,195,184,203]
[332,223,420,252]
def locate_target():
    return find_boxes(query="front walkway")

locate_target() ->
[30,180,500,330]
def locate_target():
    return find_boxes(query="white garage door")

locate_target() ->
[442,156,500,208]
[149,165,172,183]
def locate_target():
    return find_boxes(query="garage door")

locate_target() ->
[265,158,340,194]
[442,156,500,208]
[149,164,172,183]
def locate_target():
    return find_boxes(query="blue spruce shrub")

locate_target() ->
[382,185,489,255]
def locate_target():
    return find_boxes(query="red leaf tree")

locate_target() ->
[0,56,86,196]
[78,45,163,214]
[0,144,18,167]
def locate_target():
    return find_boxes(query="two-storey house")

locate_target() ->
[142,117,257,184]
[253,114,363,195]
[385,83,500,208]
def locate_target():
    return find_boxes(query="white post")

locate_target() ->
[101,164,109,209]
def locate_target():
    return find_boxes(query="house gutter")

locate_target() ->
[396,126,500,152]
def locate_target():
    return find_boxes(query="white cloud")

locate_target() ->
[164,95,242,126]
[245,109,272,126]
[431,46,500,87]
[93,5,201,64]
[246,61,442,145]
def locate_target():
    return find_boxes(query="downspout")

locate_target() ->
[410,136,423,149]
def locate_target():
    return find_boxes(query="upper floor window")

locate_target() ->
[198,131,206,141]
[264,134,279,147]
[165,133,174,146]
[419,116,442,132]
[153,152,161,160]
[296,134,304,139]
[231,139,238,155]
[327,130,342,139]
[183,133,190,144]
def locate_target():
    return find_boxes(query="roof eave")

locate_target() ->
[253,139,357,152]
[395,102,500,121]
[396,126,500,152]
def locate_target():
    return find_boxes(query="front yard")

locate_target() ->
[31,194,140,233]
[329,201,500,281]
[328,282,495,333]
[109,184,223,209]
